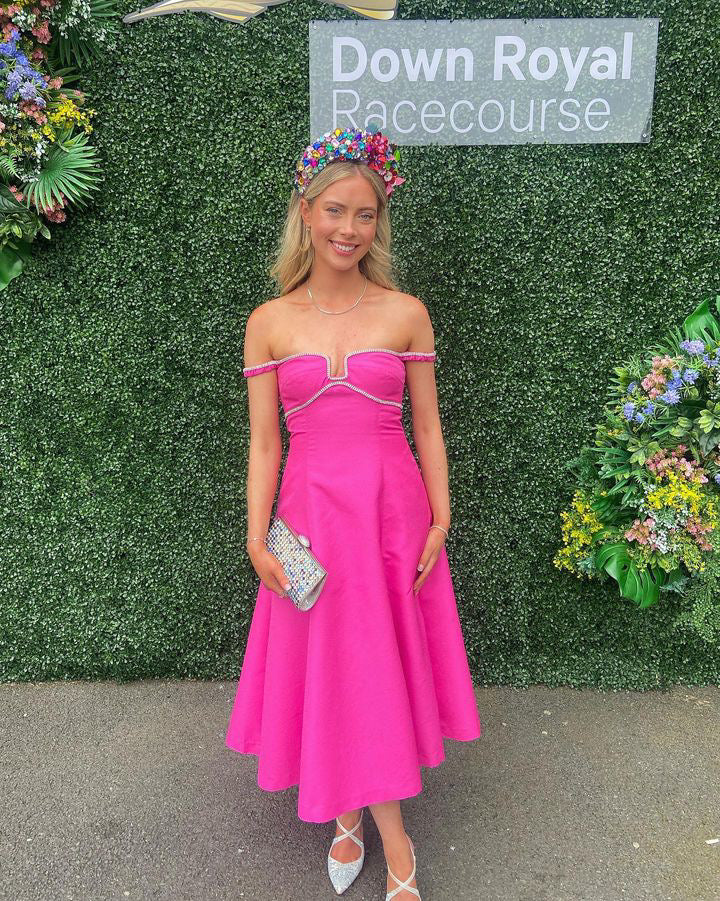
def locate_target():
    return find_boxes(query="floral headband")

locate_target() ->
[293,125,406,199]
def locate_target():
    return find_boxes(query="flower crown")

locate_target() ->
[293,125,406,199]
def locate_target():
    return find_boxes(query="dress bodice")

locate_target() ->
[243,349,437,426]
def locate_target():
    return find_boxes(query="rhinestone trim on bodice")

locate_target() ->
[242,348,437,420]
[283,380,404,419]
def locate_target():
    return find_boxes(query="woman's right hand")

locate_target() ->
[247,542,291,598]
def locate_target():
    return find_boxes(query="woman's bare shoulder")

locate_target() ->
[387,291,432,329]
[244,293,300,361]
[387,292,434,350]
[246,292,296,327]
[388,290,428,310]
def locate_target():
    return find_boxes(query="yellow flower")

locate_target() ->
[554,490,605,574]
[646,470,704,515]
[48,98,96,132]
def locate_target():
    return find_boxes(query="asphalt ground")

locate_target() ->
[2,681,718,901]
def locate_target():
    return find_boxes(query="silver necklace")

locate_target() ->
[306,275,368,315]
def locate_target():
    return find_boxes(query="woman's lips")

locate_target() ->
[329,239,358,256]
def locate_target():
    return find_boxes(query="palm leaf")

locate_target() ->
[0,156,21,183]
[22,129,102,212]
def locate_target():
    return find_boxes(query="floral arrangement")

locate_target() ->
[554,293,720,645]
[0,0,119,290]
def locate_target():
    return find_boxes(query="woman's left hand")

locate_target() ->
[413,528,446,595]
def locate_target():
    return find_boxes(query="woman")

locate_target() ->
[225,127,482,900]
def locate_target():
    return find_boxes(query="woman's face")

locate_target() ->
[302,173,378,267]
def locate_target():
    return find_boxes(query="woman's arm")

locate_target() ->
[404,298,451,532]
[243,304,283,546]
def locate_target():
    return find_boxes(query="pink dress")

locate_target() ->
[225,348,482,823]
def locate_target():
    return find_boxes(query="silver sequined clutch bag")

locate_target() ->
[265,515,328,611]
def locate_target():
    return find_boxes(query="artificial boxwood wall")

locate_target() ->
[2,0,719,686]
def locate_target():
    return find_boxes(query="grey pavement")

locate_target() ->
[2,681,718,901]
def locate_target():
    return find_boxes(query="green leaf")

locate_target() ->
[594,542,677,608]
[682,293,720,342]
[0,240,32,291]
[21,128,103,213]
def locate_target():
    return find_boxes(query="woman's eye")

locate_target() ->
[328,208,373,221]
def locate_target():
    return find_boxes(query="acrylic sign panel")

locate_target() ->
[309,18,659,144]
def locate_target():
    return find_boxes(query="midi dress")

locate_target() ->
[225,348,482,823]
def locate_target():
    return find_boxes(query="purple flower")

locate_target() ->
[634,412,645,423]
[681,339,706,355]
[19,82,38,100]
[623,402,636,420]
[627,381,637,394]
[660,388,681,405]
[642,402,655,415]
[715,473,720,484]
[682,368,699,384]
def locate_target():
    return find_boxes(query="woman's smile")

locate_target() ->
[329,239,359,256]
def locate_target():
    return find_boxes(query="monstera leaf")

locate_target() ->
[594,542,683,609]
[681,293,720,343]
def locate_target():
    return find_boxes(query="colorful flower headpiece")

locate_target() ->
[293,125,406,199]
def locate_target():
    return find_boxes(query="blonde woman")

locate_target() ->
[226,127,482,900]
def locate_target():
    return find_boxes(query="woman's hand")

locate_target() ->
[412,527,447,595]
[247,542,292,598]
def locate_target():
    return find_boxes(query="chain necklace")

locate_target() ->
[306,275,368,315]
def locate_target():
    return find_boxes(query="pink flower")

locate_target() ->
[43,209,67,223]
[31,20,51,42]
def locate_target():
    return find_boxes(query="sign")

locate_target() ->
[310,18,659,144]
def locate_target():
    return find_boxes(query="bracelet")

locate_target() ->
[246,536,266,545]
[429,524,449,539]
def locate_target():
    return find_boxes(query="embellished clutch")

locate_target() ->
[265,515,328,611]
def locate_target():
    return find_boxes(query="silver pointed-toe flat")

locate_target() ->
[327,809,365,895]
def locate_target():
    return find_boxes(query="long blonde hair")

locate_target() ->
[268,161,401,297]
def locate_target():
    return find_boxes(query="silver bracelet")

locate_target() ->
[246,536,266,544]
[429,524,449,539]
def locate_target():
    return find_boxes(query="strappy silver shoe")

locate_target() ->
[327,808,365,895]
[385,833,421,900]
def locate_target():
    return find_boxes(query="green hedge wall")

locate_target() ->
[2,0,719,687]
